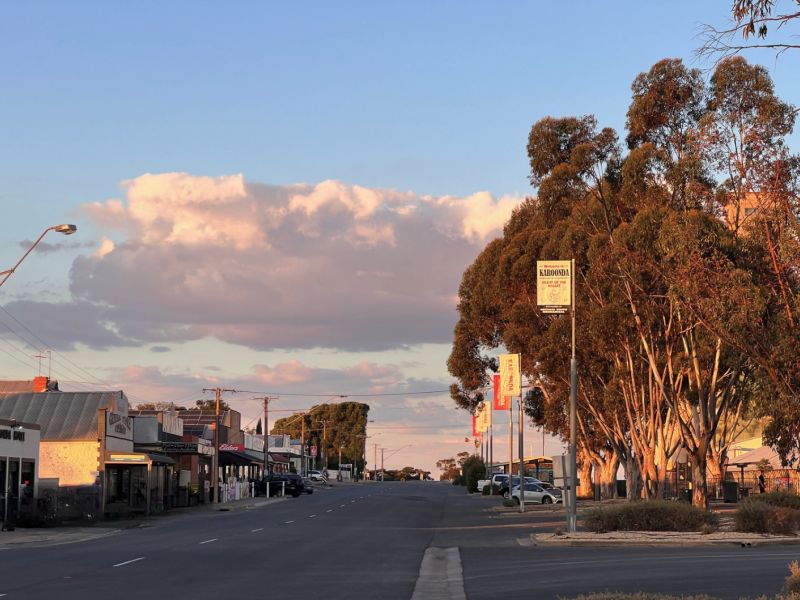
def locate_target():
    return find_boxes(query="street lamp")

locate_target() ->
[0,224,78,289]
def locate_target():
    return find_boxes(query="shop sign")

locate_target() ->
[106,411,133,441]
[161,442,200,454]
[0,428,25,442]
[220,443,245,452]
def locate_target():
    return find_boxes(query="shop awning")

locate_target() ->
[269,453,291,464]
[220,449,260,466]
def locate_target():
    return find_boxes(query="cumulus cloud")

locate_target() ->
[54,173,523,351]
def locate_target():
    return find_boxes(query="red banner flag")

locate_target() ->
[472,414,478,436]
[493,374,509,410]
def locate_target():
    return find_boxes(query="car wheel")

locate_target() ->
[513,497,520,505]
[542,496,552,504]
[292,491,301,498]
[503,491,509,499]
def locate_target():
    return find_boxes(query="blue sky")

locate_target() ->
[1,1,798,473]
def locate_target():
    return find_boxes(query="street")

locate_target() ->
[1,482,798,599]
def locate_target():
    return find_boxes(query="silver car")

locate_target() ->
[511,482,562,505]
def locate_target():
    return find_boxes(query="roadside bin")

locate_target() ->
[722,480,738,503]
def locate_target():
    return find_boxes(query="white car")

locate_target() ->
[307,470,327,482]
[511,482,563,505]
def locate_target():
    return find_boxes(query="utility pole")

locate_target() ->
[202,387,235,504]
[321,420,330,472]
[373,443,378,481]
[301,416,306,476]
[381,448,385,482]
[257,396,277,482]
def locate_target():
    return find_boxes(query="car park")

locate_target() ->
[511,482,562,505]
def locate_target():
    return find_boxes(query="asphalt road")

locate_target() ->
[0,482,798,599]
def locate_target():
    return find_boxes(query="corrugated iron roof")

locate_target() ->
[0,391,127,441]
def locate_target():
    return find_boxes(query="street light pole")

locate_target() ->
[0,224,78,289]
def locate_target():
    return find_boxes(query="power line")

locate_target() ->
[226,388,452,398]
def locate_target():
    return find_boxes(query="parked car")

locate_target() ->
[307,470,327,482]
[302,477,314,494]
[511,482,562,505]
[497,476,545,498]
[255,472,305,498]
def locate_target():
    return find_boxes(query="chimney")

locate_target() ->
[33,376,49,393]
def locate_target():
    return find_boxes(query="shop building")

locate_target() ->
[1,418,40,527]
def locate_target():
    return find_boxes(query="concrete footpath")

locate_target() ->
[0,494,287,548]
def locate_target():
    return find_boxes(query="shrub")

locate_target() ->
[735,501,799,535]
[786,561,800,595]
[462,456,486,493]
[502,498,516,508]
[583,500,717,533]
[748,490,800,510]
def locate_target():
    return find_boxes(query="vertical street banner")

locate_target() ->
[493,373,509,410]
[472,414,479,436]
[475,401,491,432]
[536,260,572,314]
[499,353,521,399]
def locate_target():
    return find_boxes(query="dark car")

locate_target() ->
[255,472,305,498]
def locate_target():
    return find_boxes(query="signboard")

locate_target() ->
[310,445,317,458]
[106,412,133,442]
[499,353,521,398]
[493,374,509,411]
[536,260,572,314]
[219,443,245,452]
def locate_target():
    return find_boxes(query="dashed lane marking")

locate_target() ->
[326,509,333,513]
[284,520,295,524]
[113,557,145,568]
[251,528,263,532]
[309,515,316,518]
[340,504,345,508]
[199,538,218,545]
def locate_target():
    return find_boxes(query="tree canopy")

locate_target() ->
[448,57,799,507]
[271,402,370,470]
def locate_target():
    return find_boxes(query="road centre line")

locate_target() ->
[284,520,294,524]
[340,504,345,508]
[251,528,263,532]
[199,538,217,545]
[309,515,316,518]
[326,509,333,513]
[113,557,145,568]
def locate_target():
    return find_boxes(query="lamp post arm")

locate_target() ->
[0,227,55,289]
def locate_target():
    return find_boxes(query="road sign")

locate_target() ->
[310,445,317,458]
[537,260,572,314]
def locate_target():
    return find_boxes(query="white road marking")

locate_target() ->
[411,547,466,600]
[340,504,345,508]
[199,538,217,545]
[251,528,263,532]
[326,509,333,513]
[309,514,317,518]
[113,557,145,568]
[284,520,294,524]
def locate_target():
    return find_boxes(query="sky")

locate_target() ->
[1,2,799,475]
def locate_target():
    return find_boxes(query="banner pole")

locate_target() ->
[568,257,578,533]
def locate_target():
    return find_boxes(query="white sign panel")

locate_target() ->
[537,260,572,314]
[106,412,133,442]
